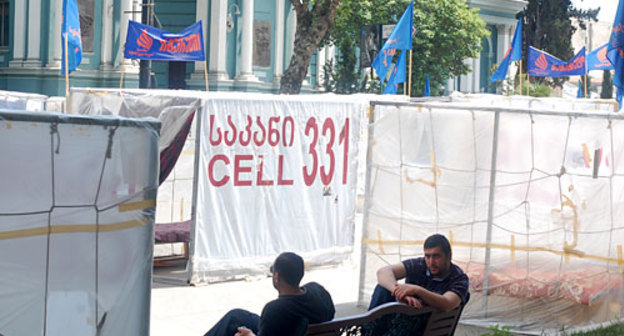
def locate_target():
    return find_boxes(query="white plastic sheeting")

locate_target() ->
[0,90,47,111]
[69,88,201,234]
[194,94,365,282]
[359,100,624,334]
[68,89,376,283]
[449,92,619,113]
[0,110,160,336]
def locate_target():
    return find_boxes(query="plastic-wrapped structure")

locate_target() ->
[359,99,624,334]
[0,110,160,335]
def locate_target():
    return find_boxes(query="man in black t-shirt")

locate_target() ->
[366,234,469,335]
[203,252,335,336]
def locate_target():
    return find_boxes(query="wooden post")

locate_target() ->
[119,57,125,89]
[408,49,413,97]
[584,75,588,98]
[204,60,209,91]
[519,61,522,95]
[64,32,70,105]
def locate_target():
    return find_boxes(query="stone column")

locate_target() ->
[236,0,258,81]
[119,0,135,67]
[496,24,510,63]
[316,47,326,88]
[9,0,26,67]
[472,58,480,92]
[272,0,285,84]
[48,0,63,67]
[24,0,42,67]
[100,0,114,69]
[209,0,229,80]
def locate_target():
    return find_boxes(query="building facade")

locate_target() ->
[449,0,527,94]
[0,0,525,97]
[0,0,331,96]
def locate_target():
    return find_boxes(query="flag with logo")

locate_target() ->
[490,19,522,83]
[61,0,82,75]
[528,46,586,77]
[125,21,206,61]
[372,0,413,86]
[608,0,624,109]
[587,43,614,71]
[383,50,407,94]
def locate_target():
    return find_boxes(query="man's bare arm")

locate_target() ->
[394,284,461,312]
[376,263,407,292]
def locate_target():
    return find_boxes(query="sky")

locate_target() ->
[571,0,618,23]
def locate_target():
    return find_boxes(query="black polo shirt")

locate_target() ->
[403,257,469,305]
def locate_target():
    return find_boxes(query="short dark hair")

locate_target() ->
[424,234,451,258]
[273,252,304,287]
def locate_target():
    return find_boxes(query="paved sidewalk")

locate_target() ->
[150,258,365,336]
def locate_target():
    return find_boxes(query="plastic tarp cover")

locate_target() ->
[69,88,201,152]
[0,90,47,111]
[69,88,201,239]
[194,94,365,282]
[0,111,160,336]
[360,101,624,334]
[449,92,619,113]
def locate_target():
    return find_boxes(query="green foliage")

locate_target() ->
[480,325,514,336]
[566,323,624,336]
[518,0,598,88]
[327,0,489,96]
[601,70,613,99]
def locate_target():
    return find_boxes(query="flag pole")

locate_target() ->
[408,49,413,97]
[64,32,70,112]
[584,75,588,98]
[519,61,523,95]
[119,57,125,89]
[204,60,209,91]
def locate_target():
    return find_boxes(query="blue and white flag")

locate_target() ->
[61,0,82,75]
[383,50,407,94]
[125,21,205,61]
[528,46,586,77]
[587,43,613,71]
[372,1,413,84]
[490,19,522,82]
[608,0,624,109]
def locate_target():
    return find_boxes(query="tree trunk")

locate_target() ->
[280,0,340,94]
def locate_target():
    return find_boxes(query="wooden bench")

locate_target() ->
[305,302,463,336]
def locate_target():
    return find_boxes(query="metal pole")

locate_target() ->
[482,111,500,317]
[408,50,413,97]
[187,108,202,284]
[358,101,377,306]
[139,0,153,88]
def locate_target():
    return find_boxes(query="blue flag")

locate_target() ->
[372,1,413,84]
[383,50,407,94]
[125,21,206,61]
[577,80,583,98]
[587,43,614,71]
[61,0,82,75]
[608,0,624,109]
[528,46,586,77]
[490,19,522,83]
[424,73,431,96]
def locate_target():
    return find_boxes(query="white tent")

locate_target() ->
[359,98,624,334]
[0,110,160,336]
[70,89,371,284]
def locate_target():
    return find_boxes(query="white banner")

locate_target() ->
[194,96,363,282]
